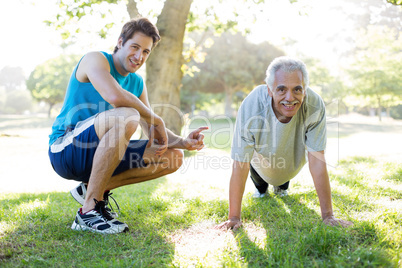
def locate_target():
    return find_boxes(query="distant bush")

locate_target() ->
[389,105,402,119]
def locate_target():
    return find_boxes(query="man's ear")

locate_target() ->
[117,37,123,50]
[267,85,273,97]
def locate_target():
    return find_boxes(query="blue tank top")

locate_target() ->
[49,51,144,145]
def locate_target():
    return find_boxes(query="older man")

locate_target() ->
[216,56,352,230]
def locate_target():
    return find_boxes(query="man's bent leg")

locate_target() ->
[82,107,140,213]
[278,181,290,190]
[250,164,269,194]
[105,147,184,190]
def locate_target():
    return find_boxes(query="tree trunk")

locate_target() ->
[126,0,140,19]
[386,107,391,118]
[224,88,234,118]
[145,0,193,134]
[377,95,382,122]
[48,103,54,118]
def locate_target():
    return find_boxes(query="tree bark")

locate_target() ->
[146,0,193,134]
[48,103,54,118]
[377,95,382,122]
[126,0,141,19]
[224,88,235,118]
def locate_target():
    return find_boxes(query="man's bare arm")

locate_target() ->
[78,52,157,124]
[137,83,207,150]
[77,52,167,154]
[215,160,250,230]
[308,151,353,227]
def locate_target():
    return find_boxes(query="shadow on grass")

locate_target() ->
[231,190,393,267]
[0,176,234,267]
[0,178,181,267]
[334,157,402,200]
[383,165,402,183]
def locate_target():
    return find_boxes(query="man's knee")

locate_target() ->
[167,149,184,172]
[96,107,140,138]
[114,107,139,131]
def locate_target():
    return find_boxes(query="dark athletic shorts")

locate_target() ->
[48,115,148,182]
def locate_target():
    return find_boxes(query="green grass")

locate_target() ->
[1,157,401,267]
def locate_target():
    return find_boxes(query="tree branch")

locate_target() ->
[126,0,141,19]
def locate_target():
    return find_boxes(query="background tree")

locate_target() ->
[387,0,402,6]
[26,54,81,117]
[348,26,402,121]
[0,66,25,92]
[0,66,28,114]
[303,57,348,115]
[3,90,32,115]
[181,32,283,117]
[49,0,297,133]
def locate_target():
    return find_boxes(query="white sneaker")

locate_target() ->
[252,189,267,198]
[70,183,119,218]
[70,182,87,205]
[71,200,128,234]
[273,186,288,197]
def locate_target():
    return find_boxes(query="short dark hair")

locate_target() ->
[113,17,161,53]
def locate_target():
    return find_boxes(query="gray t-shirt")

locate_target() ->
[231,85,326,186]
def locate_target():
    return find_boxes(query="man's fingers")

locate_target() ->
[196,144,205,151]
[214,219,242,231]
[197,133,205,142]
[323,217,353,228]
[232,222,242,231]
[340,220,353,227]
[192,126,209,136]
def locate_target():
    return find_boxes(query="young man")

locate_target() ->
[48,18,207,234]
[216,57,353,230]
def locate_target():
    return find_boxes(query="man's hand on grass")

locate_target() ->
[323,215,353,228]
[214,217,242,231]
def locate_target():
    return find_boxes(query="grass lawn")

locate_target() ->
[0,114,401,267]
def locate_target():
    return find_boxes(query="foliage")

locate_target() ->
[347,0,402,34]
[46,0,263,52]
[0,66,32,114]
[387,0,402,5]
[303,58,349,115]
[26,54,81,117]
[2,90,32,114]
[0,66,25,92]
[181,32,284,116]
[44,0,120,43]
[347,25,402,120]
[46,0,298,133]
[389,104,402,119]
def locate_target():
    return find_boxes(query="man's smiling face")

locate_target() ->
[115,31,153,76]
[268,69,306,123]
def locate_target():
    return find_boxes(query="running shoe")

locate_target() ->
[71,200,128,234]
[70,183,119,217]
[273,186,288,197]
[252,188,267,198]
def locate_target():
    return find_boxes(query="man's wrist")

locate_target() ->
[321,212,334,220]
[229,216,240,221]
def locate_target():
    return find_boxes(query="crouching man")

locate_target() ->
[48,18,207,234]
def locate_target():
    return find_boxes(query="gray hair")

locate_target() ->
[265,56,309,92]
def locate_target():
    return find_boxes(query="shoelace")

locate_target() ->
[103,191,121,216]
[93,199,110,220]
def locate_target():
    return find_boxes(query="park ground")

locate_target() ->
[0,113,400,194]
[0,113,401,267]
